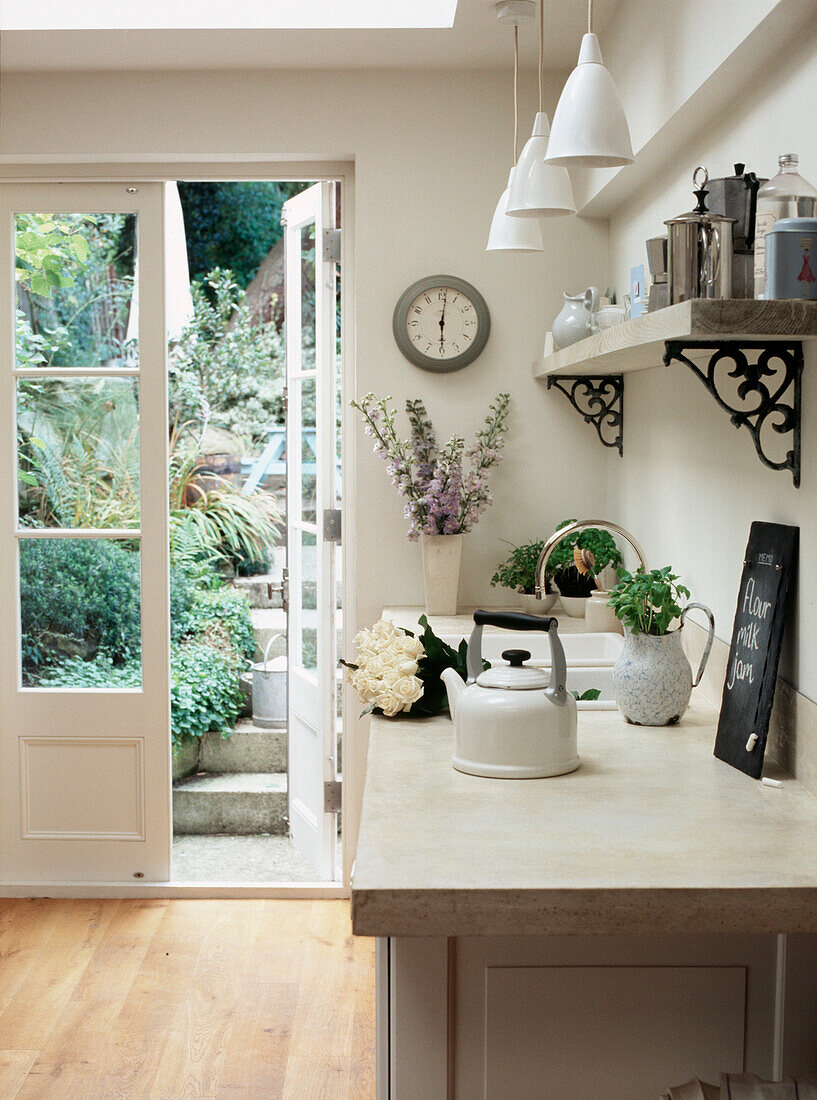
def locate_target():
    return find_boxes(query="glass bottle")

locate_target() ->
[754,154,817,297]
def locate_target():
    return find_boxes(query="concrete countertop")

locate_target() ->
[351,614,817,936]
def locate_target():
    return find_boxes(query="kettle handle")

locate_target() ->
[680,602,715,687]
[467,611,568,706]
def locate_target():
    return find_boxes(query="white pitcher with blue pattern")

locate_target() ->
[613,604,715,726]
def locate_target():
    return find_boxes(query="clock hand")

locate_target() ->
[439,290,447,352]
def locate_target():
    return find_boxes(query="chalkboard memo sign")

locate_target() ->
[714,522,798,779]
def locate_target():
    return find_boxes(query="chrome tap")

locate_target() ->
[534,520,648,598]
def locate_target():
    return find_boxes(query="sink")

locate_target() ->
[440,631,623,710]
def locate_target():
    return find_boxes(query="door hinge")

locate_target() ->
[323,228,341,264]
[323,508,342,543]
[281,566,290,614]
[324,780,342,814]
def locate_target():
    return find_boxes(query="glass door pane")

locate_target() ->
[15,213,138,369]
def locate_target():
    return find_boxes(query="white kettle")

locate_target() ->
[441,611,578,779]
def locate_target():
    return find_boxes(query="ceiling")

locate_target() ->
[0,0,620,73]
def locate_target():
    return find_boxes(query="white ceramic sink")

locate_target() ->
[440,631,623,710]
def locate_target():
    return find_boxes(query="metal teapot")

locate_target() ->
[441,611,578,779]
[665,167,736,304]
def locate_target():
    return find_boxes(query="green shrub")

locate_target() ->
[39,654,141,690]
[40,641,244,748]
[169,642,244,746]
[20,538,196,668]
[181,587,255,660]
[20,539,142,665]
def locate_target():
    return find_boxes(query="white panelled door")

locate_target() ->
[0,183,171,884]
[283,182,340,881]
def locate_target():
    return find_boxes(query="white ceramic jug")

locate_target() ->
[612,603,715,726]
[552,286,600,349]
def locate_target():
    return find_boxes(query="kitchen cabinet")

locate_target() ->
[353,675,817,1098]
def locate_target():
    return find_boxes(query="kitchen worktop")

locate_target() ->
[351,673,817,938]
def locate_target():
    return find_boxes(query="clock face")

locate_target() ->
[406,285,478,362]
[393,276,490,372]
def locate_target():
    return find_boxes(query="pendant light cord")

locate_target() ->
[538,0,544,113]
[587,0,593,34]
[513,22,519,162]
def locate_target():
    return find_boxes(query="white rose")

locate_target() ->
[397,658,419,676]
[394,675,424,708]
[351,671,377,702]
[398,634,423,658]
[364,654,386,678]
[372,619,396,642]
[381,667,408,691]
[354,627,374,651]
[377,688,401,716]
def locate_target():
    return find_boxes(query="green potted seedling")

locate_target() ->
[607,566,715,726]
[490,540,557,615]
[548,519,623,617]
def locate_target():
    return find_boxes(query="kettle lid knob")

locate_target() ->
[502,649,531,668]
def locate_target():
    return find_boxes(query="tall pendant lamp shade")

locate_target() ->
[545,33,633,168]
[486,169,545,251]
[506,112,576,218]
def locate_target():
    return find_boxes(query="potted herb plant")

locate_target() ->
[490,540,557,614]
[548,519,623,617]
[607,566,715,726]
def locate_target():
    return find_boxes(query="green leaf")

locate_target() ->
[69,234,90,262]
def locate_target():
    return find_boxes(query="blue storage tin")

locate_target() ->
[765,217,817,299]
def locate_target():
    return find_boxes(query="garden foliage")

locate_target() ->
[23,539,254,746]
[167,268,286,445]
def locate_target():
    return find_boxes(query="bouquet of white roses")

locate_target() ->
[342,615,475,719]
[343,619,425,717]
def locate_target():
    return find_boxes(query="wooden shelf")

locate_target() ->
[536,299,817,378]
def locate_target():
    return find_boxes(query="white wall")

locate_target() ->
[0,65,611,865]
[605,12,817,698]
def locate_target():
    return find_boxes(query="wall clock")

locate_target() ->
[392,275,491,372]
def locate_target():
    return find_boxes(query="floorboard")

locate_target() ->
[0,899,375,1099]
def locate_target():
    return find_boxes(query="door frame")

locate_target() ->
[0,159,357,900]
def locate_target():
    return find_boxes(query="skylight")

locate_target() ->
[1,0,458,31]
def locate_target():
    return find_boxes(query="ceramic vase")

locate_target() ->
[613,625,697,726]
[613,604,715,726]
[585,591,623,634]
[558,595,588,618]
[518,592,558,616]
[421,534,463,616]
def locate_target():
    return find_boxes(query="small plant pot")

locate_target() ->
[559,596,588,618]
[518,592,557,615]
[585,591,623,634]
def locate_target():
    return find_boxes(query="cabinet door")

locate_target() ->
[484,965,745,1099]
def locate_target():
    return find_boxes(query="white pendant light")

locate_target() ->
[487,168,545,250]
[486,21,545,251]
[506,1,575,218]
[545,0,633,169]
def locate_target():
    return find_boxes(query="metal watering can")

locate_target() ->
[251,635,287,729]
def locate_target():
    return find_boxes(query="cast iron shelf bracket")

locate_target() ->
[546,375,624,456]
[663,339,803,487]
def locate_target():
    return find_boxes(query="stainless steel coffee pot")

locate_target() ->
[664,167,736,304]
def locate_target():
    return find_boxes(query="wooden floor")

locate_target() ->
[0,899,375,1099]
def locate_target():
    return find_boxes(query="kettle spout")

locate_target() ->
[441,667,465,719]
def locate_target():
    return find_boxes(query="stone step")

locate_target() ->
[232,574,283,610]
[199,719,286,774]
[173,772,287,836]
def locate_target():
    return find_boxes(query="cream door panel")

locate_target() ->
[0,182,170,883]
